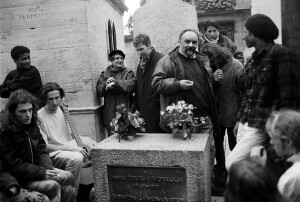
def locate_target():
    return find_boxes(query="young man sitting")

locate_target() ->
[0,89,76,202]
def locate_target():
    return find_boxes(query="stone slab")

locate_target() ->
[133,0,198,55]
[91,133,211,202]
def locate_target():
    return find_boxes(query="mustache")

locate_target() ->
[186,47,196,51]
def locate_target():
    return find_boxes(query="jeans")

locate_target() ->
[214,126,237,167]
[225,122,268,170]
[50,151,83,192]
[25,168,76,202]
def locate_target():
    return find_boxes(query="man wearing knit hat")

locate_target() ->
[226,14,299,170]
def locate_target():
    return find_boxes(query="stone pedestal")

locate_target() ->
[91,133,211,202]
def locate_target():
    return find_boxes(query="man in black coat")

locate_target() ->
[133,34,164,133]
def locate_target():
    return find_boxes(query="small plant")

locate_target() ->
[110,104,146,141]
[161,101,198,139]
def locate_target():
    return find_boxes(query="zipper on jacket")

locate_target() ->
[25,131,34,164]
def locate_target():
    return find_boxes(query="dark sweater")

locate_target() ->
[0,66,42,98]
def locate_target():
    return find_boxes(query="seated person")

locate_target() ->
[0,157,49,202]
[0,89,76,202]
[225,160,290,202]
[0,46,42,99]
[250,110,300,202]
[96,50,136,136]
[38,82,94,202]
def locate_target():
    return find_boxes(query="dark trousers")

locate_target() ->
[215,126,237,167]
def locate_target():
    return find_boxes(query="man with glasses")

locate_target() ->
[96,50,136,136]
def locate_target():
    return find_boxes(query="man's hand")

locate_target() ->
[9,186,19,195]
[233,121,239,137]
[72,147,89,160]
[106,77,115,85]
[45,169,60,180]
[106,82,115,90]
[250,146,267,167]
[179,80,193,90]
[213,69,223,82]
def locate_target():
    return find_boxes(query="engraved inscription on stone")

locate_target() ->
[107,165,187,202]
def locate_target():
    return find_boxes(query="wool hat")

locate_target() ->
[108,50,125,59]
[245,14,279,41]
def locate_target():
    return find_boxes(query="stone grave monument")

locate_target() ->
[92,133,211,202]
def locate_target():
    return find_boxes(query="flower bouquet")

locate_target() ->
[110,104,146,141]
[161,101,198,140]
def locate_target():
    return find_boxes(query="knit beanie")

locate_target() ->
[245,14,279,41]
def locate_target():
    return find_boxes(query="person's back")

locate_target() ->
[0,46,42,99]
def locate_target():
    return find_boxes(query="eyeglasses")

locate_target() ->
[113,57,124,60]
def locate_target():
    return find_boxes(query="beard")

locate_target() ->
[185,47,196,58]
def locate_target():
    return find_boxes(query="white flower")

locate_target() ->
[160,111,165,115]
[188,104,194,110]
[178,105,183,112]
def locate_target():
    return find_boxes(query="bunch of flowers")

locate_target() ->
[110,104,146,141]
[161,101,198,139]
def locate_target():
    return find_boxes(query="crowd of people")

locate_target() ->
[0,13,299,202]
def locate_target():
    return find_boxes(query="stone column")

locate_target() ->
[132,0,198,64]
[281,0,300,65]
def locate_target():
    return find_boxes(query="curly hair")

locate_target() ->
[39,82,65,107]
[266,110,300,152]
[2,89,39,131]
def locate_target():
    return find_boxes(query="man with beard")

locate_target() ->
[226,14,299,170]
[0,46,42,99]
[133,34,164,133]
[152,29,217,180]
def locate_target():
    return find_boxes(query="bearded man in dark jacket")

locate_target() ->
[133,34,164,133]
[152,29,218,185]
[0,89,76,202]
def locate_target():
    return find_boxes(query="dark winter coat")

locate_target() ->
[0,125,53,186]
[152,46,218,133]
[136,48,164,133]
[96,65,136,128]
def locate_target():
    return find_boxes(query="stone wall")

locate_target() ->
[0,0,126,141]
[132,0,198,65]
[251,0,282,44]
[281,0,300,65]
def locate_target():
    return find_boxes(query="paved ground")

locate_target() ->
[212,196,224,202]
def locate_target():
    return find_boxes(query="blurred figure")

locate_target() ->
[251,110,300,202]
[225,160,290,202]
[96,50,136,136]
